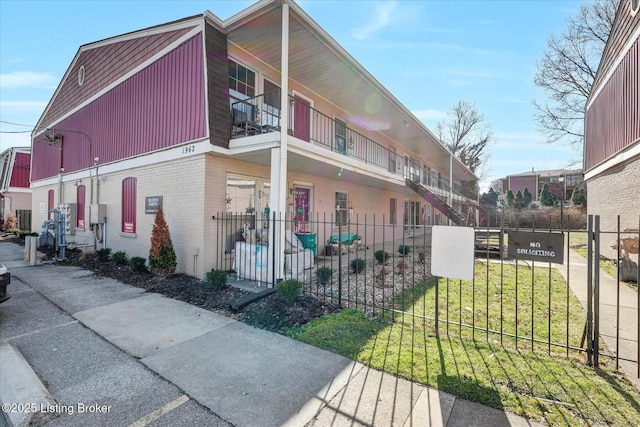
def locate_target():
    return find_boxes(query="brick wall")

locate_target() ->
[587,156,640,260]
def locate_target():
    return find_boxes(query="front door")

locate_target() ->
[293,96,310,142]
[293,186,310,232]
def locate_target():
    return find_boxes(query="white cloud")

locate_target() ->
[352,1,397,40]
[0,71,56,88]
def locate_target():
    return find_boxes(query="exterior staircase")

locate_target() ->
[405,179,470,226]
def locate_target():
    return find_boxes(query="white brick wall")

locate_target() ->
[587,156,640,261]
[31,151,457,278]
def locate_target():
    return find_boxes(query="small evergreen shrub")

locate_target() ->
[111,251,128,266]
[205,269,228,290]
[398,245,411,256]
[95,248,112,262]
[276,279,302,302]
[149,208,177,277]
[149,246,177,278]
[374,250,390,264]
[350,258,366,274]
[316,267,333,285]
[129,256,147,273]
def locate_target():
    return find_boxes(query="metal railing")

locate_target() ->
[212,212,640,379]
[230,92,478,201]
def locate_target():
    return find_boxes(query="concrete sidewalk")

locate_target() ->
[556,247,640,390]
[1,241,542,426]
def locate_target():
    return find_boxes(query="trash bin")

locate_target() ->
[296,232,317,256]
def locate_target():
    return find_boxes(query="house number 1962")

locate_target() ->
[181,145,196,154]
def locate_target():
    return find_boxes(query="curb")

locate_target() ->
[0,342,58,427]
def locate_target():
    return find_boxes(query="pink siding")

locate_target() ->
[32,34,207,181]
[76,185,86,228]
[508,176,537,199]
[9,152,30,188]
[40,27,196,127]
[585,35,640,171]
[47,189,54,219]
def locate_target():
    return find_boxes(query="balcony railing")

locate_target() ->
[231,92,477,200]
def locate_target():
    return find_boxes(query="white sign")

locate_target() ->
[39,203,45,213]
[431,226,475,281]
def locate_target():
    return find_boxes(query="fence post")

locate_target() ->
[435,276,439,337]
[586,214,594,366]
[594,215,601,368]
[338,226,342,308]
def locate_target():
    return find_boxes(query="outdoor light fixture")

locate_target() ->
[43,133,62,145]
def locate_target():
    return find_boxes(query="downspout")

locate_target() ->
[58,137,64,205]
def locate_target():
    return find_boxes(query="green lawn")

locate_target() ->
[286,263,640,426]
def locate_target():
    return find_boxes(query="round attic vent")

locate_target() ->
[78,65,85,86]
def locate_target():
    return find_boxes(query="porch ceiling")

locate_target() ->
[219,2,473,183]
[228,147,410,193]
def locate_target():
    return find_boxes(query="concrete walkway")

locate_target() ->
[0,241,542,427]
[555,247,639,390]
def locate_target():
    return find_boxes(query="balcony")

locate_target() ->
[230,92,477,201]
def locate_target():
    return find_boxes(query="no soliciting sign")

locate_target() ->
[507,231,564,264]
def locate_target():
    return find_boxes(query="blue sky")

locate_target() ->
[0,0,584,191]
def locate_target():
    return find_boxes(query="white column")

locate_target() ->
[268,2,289,284]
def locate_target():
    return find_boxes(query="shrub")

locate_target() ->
[95,248,112,262]
[350,258,366,274]
[398,245,411,256]
[149,208,177,277]
[396,259,409,273]
[111,251,128,266]
[149,246,177,278]
[374,250,390,264]
[129,256,147,273]
[3,212,17,232]
[316,267,333,285]
[205,269,228,290]
[276,279,302,302]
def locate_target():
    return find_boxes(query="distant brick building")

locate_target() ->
[501,169,583,203]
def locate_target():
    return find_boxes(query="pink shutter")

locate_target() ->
[122,177,137,233]
[76,185,86,228]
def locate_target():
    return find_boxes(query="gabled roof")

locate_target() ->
[507,168,582,178]
[0,147,31,191]
[33,16,201,136]
[587,0,640,108]
[33,0,476,183]
[208,0,475,182]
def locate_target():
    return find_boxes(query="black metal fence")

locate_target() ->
[213,212,639,377]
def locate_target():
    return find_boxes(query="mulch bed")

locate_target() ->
[44,246,337,334]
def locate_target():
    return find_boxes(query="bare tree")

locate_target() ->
[533,0,616,147]
[436,100,493,177]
